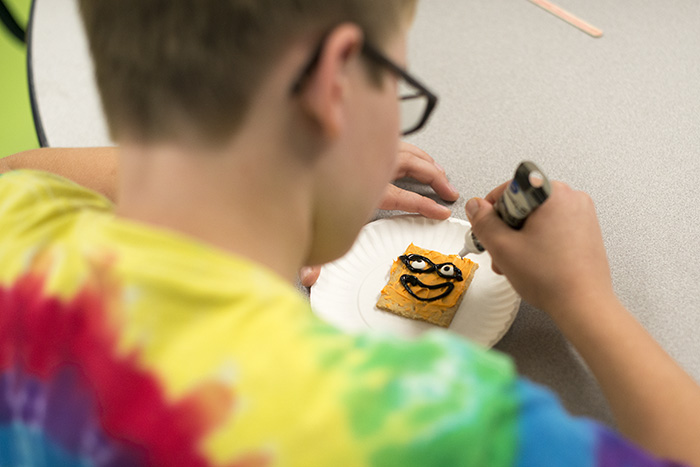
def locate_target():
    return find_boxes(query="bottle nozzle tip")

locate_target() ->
[460,229,485,257]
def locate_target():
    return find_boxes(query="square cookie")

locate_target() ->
[376,243,478,327]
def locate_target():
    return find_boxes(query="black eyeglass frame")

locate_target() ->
[399,254,464,281]
[291,39,438,136]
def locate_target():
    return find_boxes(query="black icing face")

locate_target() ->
[398,254,463,302]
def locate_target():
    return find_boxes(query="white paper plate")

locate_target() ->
[310,215,521,347]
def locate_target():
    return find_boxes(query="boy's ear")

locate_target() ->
[297,24,364,139]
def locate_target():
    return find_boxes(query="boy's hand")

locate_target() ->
[465,181,616,319]
[300,142,459,287]
[300,266,322,288]
[378,142,459,220]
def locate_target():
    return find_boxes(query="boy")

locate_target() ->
[1,0,699,465]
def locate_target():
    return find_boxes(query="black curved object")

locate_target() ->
[0,0,25,43]
[25,0,47,147]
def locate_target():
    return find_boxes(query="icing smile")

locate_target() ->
[400,274,454,302]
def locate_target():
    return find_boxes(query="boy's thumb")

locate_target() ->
[465,198,483,222]
[465,198,509,244]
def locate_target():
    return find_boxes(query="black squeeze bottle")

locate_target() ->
[460,161,551,256]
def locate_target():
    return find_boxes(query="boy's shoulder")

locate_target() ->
[0,169,112,233]
[0,169,112,282]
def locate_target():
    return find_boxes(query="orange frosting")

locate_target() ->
[377,243,478,326]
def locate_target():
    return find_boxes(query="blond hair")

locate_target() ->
[78,0,417,145]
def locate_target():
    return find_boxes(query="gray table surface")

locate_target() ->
[31,0,700,426]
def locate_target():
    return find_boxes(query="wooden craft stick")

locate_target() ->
[527,0,603,38]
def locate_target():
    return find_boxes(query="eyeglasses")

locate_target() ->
[399,254,464,281]
[291,39,438,136]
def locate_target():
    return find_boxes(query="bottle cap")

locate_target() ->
[459,230,485,257]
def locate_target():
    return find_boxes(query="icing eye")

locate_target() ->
[439,265,456,277]
[410,259,429,270]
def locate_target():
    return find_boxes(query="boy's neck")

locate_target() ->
[115,139,314,284]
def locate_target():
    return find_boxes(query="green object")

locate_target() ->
[0,0,39,159]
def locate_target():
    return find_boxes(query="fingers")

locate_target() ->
[299,265,321,287]
[398,141,434,163]
[484,181,510,205]
[464,198,508,275]
[379,184,452,220]
[549,180,575,198]
[464,197,514,255]
[376,142,458,219]
[395,143,459,202]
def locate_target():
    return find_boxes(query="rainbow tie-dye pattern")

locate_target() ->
[0,171,685,466]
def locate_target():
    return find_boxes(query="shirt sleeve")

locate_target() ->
[329,329,688,467]
[514,378,687,467]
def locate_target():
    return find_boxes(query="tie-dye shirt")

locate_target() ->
[0,170,684,466]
